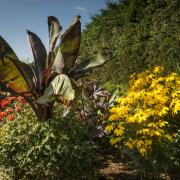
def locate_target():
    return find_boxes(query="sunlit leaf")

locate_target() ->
[0,36,31,93]
[36,74,75,104]
[10,58,38,96]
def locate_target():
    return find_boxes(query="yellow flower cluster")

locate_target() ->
[106,66,180,156]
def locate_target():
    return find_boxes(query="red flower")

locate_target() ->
[7,96,16,101]
[7,114,14,121]
[15,106,21,112]
[0,111,6,120]
[1,99,9,108]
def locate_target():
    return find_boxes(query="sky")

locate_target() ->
[0,0,108,61]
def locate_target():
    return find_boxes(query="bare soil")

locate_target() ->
[97,145,180,180]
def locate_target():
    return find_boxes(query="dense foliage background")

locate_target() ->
[79,0,180,84]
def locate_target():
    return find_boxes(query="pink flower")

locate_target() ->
[15,106,21,112]
[7,96,16,101]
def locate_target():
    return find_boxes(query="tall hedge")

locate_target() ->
[79,0,180,84]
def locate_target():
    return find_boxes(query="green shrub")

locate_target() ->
[0,105,98,179]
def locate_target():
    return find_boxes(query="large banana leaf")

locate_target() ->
[48,16,62,53]
[60,16,81,69]
[0,36,31,93]
[10,58,38,96]
[51,47,64,74]
[27,31,47,90]
[70,53,106,79]
[41,47,64,85]
[36,74,75,104]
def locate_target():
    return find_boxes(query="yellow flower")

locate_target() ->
[116,97,128,105]
[125,141,134,149]
[153,66,164,73]
[154,131,162,136]
[166,76,175,82]
[139,147,147,156]
[137,114,148,123]
[158,121,168,127]
[144,139,152,147]
[136,140,144,148]
[110,138,121,145]
[105,125,114,132]
[137,128,150,135]
[148,123,157,128]
[127,116,135,123]
[106,66,179,158]
[171,91,180,98]
[114,126,125,136]
[109,114,119,121]
[173,100,180,114]
[158,107,169,117]
[109,107,120,114]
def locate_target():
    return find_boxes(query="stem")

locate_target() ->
[80,80,87,121]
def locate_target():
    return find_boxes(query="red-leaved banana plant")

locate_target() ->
[0,16,106,121]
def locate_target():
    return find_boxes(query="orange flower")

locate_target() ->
[7,114,14,121]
